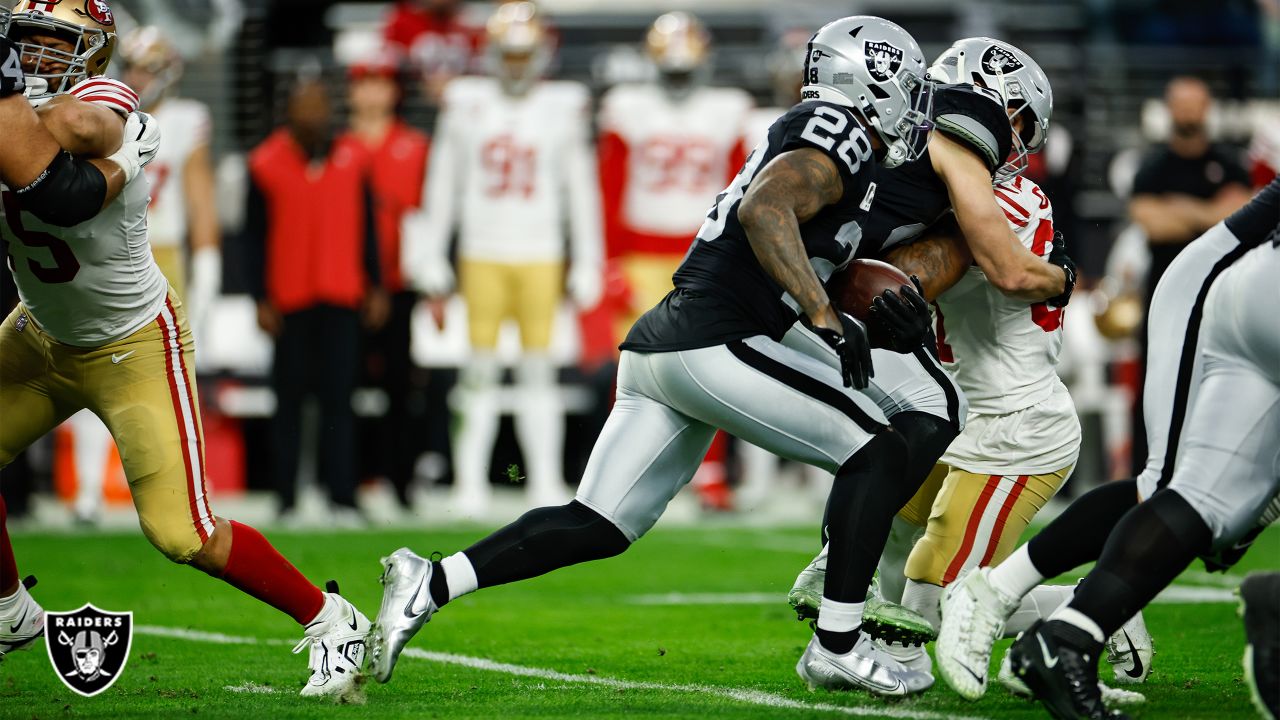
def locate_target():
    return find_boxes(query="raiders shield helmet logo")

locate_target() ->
[864,40,903,82]
[980,45,1025,76]
[45,604,133,697]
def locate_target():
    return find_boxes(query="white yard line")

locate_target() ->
[135,625,988,720]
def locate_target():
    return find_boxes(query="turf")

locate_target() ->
[1,522,1274,719]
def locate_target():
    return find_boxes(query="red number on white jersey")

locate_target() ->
[481,135,537,198]
[1029,216,1063,332]
[636,136,717,193]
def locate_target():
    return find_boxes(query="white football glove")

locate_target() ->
[106,111,161,184]
[567,264,603,309]
[413,259,456,298]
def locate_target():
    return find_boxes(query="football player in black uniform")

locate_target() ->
[787,37,1074,654]
[368,16,942,697]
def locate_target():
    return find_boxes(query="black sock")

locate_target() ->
[1026,478,1139,577]
[462,500,631,589]
[816,626,861,654]
[1070,489,1211,637]
[429,561,449,607]
[823,431,910,604]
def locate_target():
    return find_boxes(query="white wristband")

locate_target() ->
[104,143,143,184]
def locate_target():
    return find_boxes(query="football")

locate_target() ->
[827,259,913,324]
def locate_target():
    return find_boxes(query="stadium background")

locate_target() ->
[1,0,1276,528]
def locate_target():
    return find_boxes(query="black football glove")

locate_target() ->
[809,311,873,390]
[1047,231,1077,308]
[871,276,932,353]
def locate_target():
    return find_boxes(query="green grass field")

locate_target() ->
[1,522,1274,719]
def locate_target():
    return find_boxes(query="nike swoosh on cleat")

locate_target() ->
[1122,631,1144,679]
[959,662,986,688]
[402,575,427,619]
[8,607,28,633]
[1037,634,1060,669]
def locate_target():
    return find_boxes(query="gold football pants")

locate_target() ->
[0,290,215,561]
[459,259,563,351]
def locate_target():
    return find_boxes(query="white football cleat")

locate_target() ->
[368,548,438,683]
[998,646,1146,705]
[0,577,45,662]
[796,633,934,696]
[1106,611,1154,684]
[875,638,933,675]
[935,567,1019,700]
[294,592,370,698]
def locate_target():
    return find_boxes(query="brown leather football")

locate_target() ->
[826,259,913,324]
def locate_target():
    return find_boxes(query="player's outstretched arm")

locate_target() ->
[738,147,845,330]
[931,132,1065,302]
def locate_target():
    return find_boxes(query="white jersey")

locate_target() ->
[1,173,168,347]
[599,84,752,239]
[937,176,1080,474]
[145,98,211,249]
[409,77,601,266]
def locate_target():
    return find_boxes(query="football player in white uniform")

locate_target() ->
[403,1,603,515]
[597,11,753,509]
[0,3,369,696]
[1003,181,1279,720]
[69,25,221,525]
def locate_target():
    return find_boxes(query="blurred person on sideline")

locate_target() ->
[346,50,431,512]
[402,2,603,517]
[70,26,222,524]
[1126,76,1250,474]
[245,77,389,527]
[596,12,752,510]
[382,0,482,106]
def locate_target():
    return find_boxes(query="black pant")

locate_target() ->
[363,291,419,505]
[272,305,361,509]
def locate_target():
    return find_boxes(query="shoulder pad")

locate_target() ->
[932,84,1013,174]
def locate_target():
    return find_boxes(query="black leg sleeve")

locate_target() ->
[1026,479,1139,578]
[1069,488,1212,637]
[463,500,631,590]
[823,431,911,604]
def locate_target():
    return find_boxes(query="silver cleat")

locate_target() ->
[367,548,437,683]
[795,633,934,696]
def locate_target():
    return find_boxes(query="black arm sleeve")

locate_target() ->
[361,179,382,289]
[13,151,106,227]
[243,174,269,301]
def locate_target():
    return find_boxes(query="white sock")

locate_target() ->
[452,355,501,501]
[988,544,1045,600]
[71,409,112,518]
[1004,584,1076,637]
[902,579,943,631]
[513,355,565,498]
[876,516,921,604]
[816,598,864,633]
[1051,605,1106,644]
[442,552,479,602]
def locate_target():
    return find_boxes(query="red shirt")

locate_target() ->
[383,3,481,76]
[352,122,430,292]
[248,130,375,313]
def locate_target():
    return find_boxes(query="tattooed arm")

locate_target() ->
[738,147,846,332]
[883,215,973,302]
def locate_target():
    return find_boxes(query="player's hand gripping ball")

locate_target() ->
[827,259,931,352]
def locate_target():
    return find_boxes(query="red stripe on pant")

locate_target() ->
[166,297,213,533]
[156,308,209,544]
[943,474,1003,584]
[979,475,1029,567]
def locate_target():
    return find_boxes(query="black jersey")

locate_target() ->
[622,101,878,352]
[1224,178,1280,248]
[861,83,1013,255]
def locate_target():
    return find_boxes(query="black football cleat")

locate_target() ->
[1241,572,1280,720]
[1009,620,1129,720]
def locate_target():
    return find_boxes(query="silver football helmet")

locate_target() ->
[928,37,1052,180]
[802,16,932,169]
